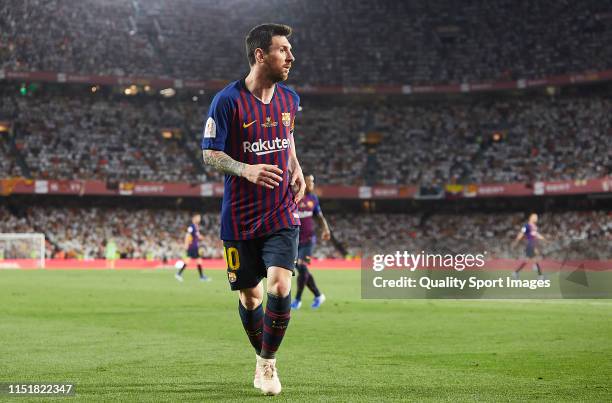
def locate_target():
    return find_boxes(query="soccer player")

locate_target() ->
[291,174,330,310]
[175,213,210,282]
[201,24,305,396]
[104,238,117,269]
[512,213,547,280]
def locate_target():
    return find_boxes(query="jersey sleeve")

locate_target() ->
[313,195,322,216]
[187,225,194,234]
[522,224,528,234]
[201,93,235,151]
[290,93,300,136]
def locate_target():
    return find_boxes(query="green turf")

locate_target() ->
[0,269,611,402]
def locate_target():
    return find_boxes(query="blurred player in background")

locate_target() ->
[104,237,117,269]
[292,174,330,309]
[201,24,304,396]
[512,213,547,280]
[175,213,210,282]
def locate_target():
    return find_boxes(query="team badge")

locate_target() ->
[282,112,291,127]
[228,272,237,283]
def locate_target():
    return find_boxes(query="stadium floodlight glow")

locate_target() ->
[124,85,138,96]
[0,233,45,269]
[160,88,176,97]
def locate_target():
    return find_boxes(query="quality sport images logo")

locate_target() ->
[243,138,291,156]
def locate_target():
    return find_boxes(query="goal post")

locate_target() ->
[0,233,45,269]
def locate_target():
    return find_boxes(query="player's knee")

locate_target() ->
[239,287,263,309]
[240,294,262,309]
[268,280,291,298]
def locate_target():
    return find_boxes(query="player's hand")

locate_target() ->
[291,168,306,203]
[243,164,283,189]
[321,228,331,241]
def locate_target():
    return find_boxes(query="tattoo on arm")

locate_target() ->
[202,150,246,177]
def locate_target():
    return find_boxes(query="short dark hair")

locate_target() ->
[245,23,292,66]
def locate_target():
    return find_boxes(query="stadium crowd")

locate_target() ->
[1,0,611,85]
[374,95,612,185]
[2,206,224,260]
[319,210,612,261]
[7,94,206,182]
[2,93,610,185]
[0,207,609,261]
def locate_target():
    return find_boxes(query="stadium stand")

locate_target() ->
[0,0,610,266]
[1,0,611,84]
[3,93,611,185]
[9,94,204,181]
[320,211,612,260]
[0,207,609,260]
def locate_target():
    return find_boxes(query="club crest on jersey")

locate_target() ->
[282,112,291,127]
[261,117,278,128]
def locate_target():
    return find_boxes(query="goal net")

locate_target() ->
[0,233,45,269]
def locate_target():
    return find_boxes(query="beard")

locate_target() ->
[270,70,288,83]
[265,63,289,83]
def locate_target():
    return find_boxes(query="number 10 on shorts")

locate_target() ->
[224,246,240,271]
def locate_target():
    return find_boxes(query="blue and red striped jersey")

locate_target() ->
[187,223,200,249]
[297,193,321,245]
[522,223,539,245]
[201,79,300,241]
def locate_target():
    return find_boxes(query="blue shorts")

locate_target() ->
[525,244,536,258]
[223,226,299,291]
[187,246,200,259]
[298,242,314,264]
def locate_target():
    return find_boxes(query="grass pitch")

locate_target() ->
[0,269,611,402]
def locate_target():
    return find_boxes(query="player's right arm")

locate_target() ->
[512,228,525,248]
[202,150,283,189]
[184,232,191,250]
[201,91,283,189]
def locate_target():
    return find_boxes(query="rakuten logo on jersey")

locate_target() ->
[243,138,290,156]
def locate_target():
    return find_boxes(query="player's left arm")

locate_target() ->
[316,213,331,241]
[288,133,305,203]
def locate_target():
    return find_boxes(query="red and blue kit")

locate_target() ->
[201,79,300,241]
[186,223,200,258]
[297,193,321,245]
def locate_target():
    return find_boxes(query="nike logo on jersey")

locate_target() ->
[243,120,257,128]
